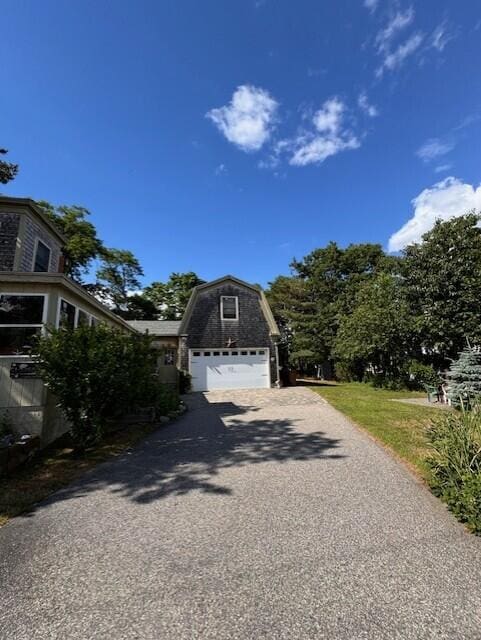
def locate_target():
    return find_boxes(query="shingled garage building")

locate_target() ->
[130,276,281,392]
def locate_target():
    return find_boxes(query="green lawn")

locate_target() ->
[308,382,442,477]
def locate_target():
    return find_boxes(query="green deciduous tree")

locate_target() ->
[284,242,399,368]
[0,148,18,184]
[334,272,416,381]
[143,272,205,320]
[37,201,104,281]
[403,212,481,360]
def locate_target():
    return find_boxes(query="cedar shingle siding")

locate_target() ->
[20,216,61,273]
[0,213,20,271]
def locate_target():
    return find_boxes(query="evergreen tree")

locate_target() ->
[446,346,481,408]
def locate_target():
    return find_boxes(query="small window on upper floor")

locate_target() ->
[221,296,238,320]
[33,240,51,272]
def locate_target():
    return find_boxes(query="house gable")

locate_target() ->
[179,275,279,340]
[0,197,66,274]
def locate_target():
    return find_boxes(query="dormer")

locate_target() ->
[0,196,66,273]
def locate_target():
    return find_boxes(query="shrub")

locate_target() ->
[367,373,406,390]
[334,361,364,382]
[426,407,481,534]
[143,379,180,417]
[35,325,159,452]
[0,411,13,439]
[178,369,192,394]
[405,360,439,389]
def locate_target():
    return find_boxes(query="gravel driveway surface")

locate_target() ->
[1,387,481,639]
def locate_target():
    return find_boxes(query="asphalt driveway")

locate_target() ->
[1,387,481,639]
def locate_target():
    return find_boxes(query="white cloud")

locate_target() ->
[376,8,414,53]
[313,97,345,134]
[434,163,453,174]
[290,135,360,166]
[215,163,227,175]
[206,85,278,152]
[431,22,456,52]
[364,0,379,12]
[358,92,379,117]
[287,97,360,167]
[376,32,424,76]
[388,177,481,251]
[416,137,454,162]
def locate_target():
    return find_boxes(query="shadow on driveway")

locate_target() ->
[27,395,344,514]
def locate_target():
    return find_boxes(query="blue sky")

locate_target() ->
[2,0,481,287]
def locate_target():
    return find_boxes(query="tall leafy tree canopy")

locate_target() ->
[144,272,205,320]
[0,148,18,184]
[286,242,397,363]
[37,201,104,281]
[266,275,320,365]
[334,272,416,379]
[403,212,481,360]
[96,248,144,314]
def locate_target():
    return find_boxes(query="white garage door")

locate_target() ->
[190,349,270,391]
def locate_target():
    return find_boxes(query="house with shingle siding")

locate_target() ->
[0,196,134,443]
[129,276,280,392]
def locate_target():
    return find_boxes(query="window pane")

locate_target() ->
[0,327,41,355]
[59,299,76,329]
[163,349,176,365]
[0,295,44,325]
[204,351,211,356]
[231,351,238,355]
[77,309,90,327]
[222,297,237,319]
[241,351,247,355]
[193,351,200,356]
[250,351,256,355]
[34,241,51,272]
[222,351,229,356]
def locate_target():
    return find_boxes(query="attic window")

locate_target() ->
[33,240,51,272]
[221,296,238,320]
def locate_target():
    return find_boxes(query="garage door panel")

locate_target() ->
[190,350,270,391]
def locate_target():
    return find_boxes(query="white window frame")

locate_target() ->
[56,297,77,329]
[56,298,99,329]
[76,308,91,328]
[32,237,52,273]
[0,292,49,358]
[220,296,239,321]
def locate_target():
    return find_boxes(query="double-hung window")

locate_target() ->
[0,294,46,355]
[58,299,76,329]
[221,296,238,320]
[33,240,51,272]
